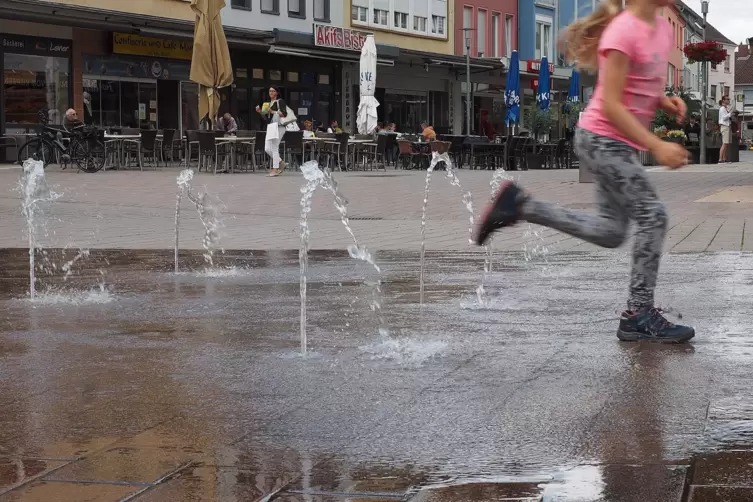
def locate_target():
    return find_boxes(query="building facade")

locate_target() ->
[660,4,686,89]
[343,0,475,134]
[735,39,753,141]
[451,0,516,136]
[706,23,737,109]
[454,0,516,58]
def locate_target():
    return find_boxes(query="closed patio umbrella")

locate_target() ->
[537,56,551,112]
[189,0,233,128]
[357,35,379,135]
[505,50,520,128]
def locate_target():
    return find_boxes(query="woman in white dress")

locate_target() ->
[256,87,291,177]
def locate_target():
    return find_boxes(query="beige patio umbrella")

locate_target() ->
[189,0,233,127]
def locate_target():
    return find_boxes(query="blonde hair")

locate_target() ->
[560,0,623,73]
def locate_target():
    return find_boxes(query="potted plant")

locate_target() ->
[527,108,553,141]
[665,129,686,145]
[683,41,728,66]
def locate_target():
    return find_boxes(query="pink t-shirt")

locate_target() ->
[578,10,672,150]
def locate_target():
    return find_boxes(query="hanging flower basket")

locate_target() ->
[683,41,728,65]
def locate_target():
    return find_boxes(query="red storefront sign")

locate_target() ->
[314,24,369,52]
[527,60,555,74]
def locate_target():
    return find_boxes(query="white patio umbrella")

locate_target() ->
[357,35,379,135]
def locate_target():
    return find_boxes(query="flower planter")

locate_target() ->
[663,137,686,146]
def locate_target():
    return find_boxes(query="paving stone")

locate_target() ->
[1,156,753,253]
[691,451,753,486]
[688,485,753,502]
[0,458,67,492]
[0,480,137,501]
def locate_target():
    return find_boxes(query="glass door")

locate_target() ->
[180,81,199,133]
[139,82,157,129]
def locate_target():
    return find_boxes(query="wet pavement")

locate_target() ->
[2,248,753,501]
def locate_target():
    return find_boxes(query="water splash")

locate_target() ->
[523,224,550,271]
[174,169,193,273]
[299,161,386,355]
[419,156,435,307]
[299,162,323,355]
[61,248,91,281]
[419,152,478,307]
[475,168,513,306]
[359,333,448,366]
[25,282,113,306]
[19,159,60,299]
[174,169,225,272]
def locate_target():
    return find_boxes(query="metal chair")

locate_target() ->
[283,130,304,170]
[123,130,158,170]
[197,131,227,174]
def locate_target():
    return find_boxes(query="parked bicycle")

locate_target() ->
[18,110,106,173]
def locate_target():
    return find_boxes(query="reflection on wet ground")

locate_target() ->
[1,248,753,501]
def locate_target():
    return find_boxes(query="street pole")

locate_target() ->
[464,29,472,136]
[700,1,709,164]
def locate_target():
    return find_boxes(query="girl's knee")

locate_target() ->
[648,202,669,230]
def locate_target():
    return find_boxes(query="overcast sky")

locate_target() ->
[684,0,752,46]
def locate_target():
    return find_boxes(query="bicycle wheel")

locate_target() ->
[18,139,53,167]
[71,139,106,173]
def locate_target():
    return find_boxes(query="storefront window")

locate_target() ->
[4,54,69,126]
[384,91,427,133]
[83,79,158,129]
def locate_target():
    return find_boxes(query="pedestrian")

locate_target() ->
[475,0,695,343]
[256,87,294,177]
[718,96,732,164]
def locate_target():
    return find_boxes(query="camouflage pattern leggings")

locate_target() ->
[521,128,668,312]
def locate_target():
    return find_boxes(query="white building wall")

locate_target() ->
[706,42,737,109]
[220,0,344,33]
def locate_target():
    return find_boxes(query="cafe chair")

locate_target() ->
[123,130,158,170]
[283,131,304,170]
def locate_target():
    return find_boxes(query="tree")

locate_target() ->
[653,86,699,130]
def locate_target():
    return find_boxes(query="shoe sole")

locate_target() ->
[616,329,695,343]
[475,181,515,245]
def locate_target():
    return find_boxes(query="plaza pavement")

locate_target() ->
[0,152,752,254]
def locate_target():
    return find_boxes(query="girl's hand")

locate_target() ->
[662,96,687,122]
[652,141,689,169]
[278,110,285,117]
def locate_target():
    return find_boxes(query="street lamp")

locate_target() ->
[463,28,473,136]
[700,0,709,164]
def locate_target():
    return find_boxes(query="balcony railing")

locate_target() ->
[534,0,556,7]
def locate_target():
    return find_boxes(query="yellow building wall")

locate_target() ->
[345,1,455,55]
[39,0,194,21]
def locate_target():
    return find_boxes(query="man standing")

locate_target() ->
[718,96,732,164]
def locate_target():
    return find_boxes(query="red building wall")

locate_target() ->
[454,0,517,58]
[663,4,686,89]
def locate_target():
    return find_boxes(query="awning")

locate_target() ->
[0,0,272,48]
[399,49,506,72]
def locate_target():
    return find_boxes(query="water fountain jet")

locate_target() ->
[20,159,59,299]
[174,169,224,273]
[299,161,384,355]
[419,152,481,307]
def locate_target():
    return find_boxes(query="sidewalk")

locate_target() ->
[0,152,752,252]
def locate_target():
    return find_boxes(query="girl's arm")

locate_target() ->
[600,50,663,153]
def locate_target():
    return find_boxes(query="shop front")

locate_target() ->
[259,26,400,133]
[80,33,194,132]
[227,51,338,132]
[82,53,191,131]
[1,33,72,134]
